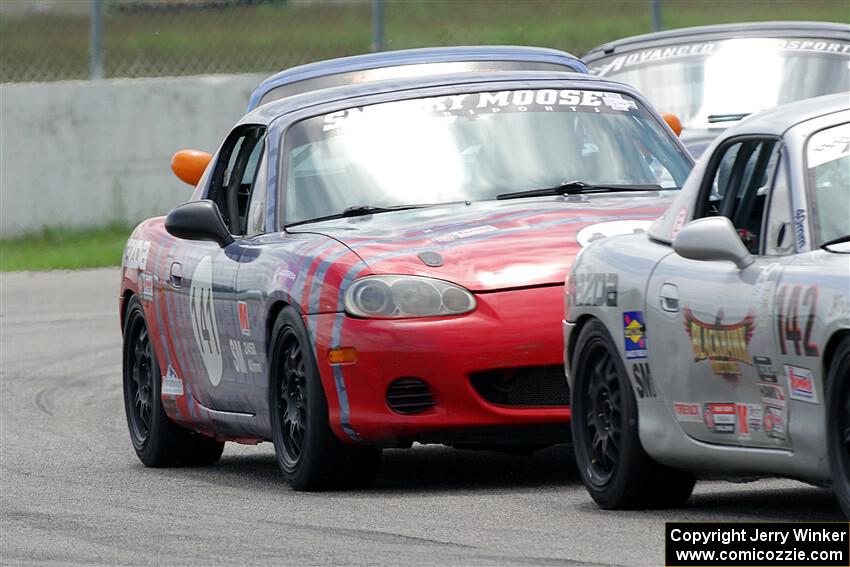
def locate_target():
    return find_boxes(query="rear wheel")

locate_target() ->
[826,337,850,519]
[269,307,381,491]
[571,319,694,509]
[122,295,224,467]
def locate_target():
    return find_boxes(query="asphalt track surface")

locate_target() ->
[0,268,843,566]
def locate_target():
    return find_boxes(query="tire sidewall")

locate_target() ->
[827,338,850,519]
[122,295,166,463]
[571,319,644,508]
[269,306,335,488]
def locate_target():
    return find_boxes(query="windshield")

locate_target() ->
[590,37,850,130]
[806,122,850,246]
[280,88,691,224]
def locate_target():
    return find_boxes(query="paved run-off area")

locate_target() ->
[0,269,842,566]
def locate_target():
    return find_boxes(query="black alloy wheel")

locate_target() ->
[275,327,308,470]
[582,342,623,485]
[269,306,381,491]
[126,310,154,446]
[122,295,224,467]
[571,319,694,509]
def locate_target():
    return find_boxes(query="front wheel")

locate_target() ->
[122,295,224,467]
[826,337,850,519]
[269,307,381,491]
[571,319,694,509]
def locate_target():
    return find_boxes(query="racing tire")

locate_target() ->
[826,336,850,519]
[122,295,225,467]
[571,319,695,509]
[269,307,381,491]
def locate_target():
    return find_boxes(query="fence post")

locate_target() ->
[90,0,104,79]
[371,0,384,52]
[651,0,662,32]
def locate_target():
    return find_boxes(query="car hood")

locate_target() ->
[287,193,674,291]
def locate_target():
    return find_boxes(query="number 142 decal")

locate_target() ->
[776,284,819,357]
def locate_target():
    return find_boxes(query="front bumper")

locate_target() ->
[307,285,570,444]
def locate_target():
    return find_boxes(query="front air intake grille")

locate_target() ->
[470,365,569,407]
[386,378,435,415]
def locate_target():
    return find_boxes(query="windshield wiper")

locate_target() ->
[497,180,663,200]
[821,234,850,249]
[284,203,432,229]
[707,113,750,124]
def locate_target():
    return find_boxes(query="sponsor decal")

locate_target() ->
[189,256,223,387]
[794,209,807,250]
[753,263,781,329]
[591,39,850,77]
[758,383,786,407]
[322,89,644,132]
[807,122,850,168]
[683,308,754,379]
[592,42,717,76]
[670,207,688,239]
[229,339,258,375]
[141,273,154,301]
[776,285,820,357]
[248,360,263,373]
[123,239,150,270]
[631,362,655,399]
[753,355,777,383]
[573,272,618,307]
[703,403,736,434]
[238,301,251,336]
[162,365,184,396]
[736,403,762,439]
[273,266,297,283]
[576,220,653,248]
[229,339,247,374]
[777,39,850,55]
[763,404,787,440]
[830,294,850,318]
[434,225,498,243]
[785,364,818,404]
[673,402,702,423]
[622,311,647,360]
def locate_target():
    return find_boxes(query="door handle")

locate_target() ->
[659,283,680,313]
[170,262,183,289]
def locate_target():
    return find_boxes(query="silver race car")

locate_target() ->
[563,93,850,516]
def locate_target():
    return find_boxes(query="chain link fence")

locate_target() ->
[1,0,847,83]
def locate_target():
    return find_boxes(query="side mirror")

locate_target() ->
[171,149,212,186]
[661,112,682,137]
[165,200,234,248]
[673,217,753,269]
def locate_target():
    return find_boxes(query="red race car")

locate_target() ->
[120,64,692,489]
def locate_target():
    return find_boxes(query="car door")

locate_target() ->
[644,136,796,449]
[171,125,267,414]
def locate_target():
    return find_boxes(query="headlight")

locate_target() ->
[344,275,476,319]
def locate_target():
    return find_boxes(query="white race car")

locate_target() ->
[563,92,850,516]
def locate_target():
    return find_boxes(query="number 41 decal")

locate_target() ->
[776,284,819,357]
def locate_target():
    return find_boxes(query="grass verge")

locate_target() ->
[1,0,847,82]
[0,226,130,272]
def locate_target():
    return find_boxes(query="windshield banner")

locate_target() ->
[322,89,641,132]
[592,38,850,76]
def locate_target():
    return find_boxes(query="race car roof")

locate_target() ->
[583,20,850,61]
[241,70,648,127]
[720,91,850,138]
[248,46,587,110]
